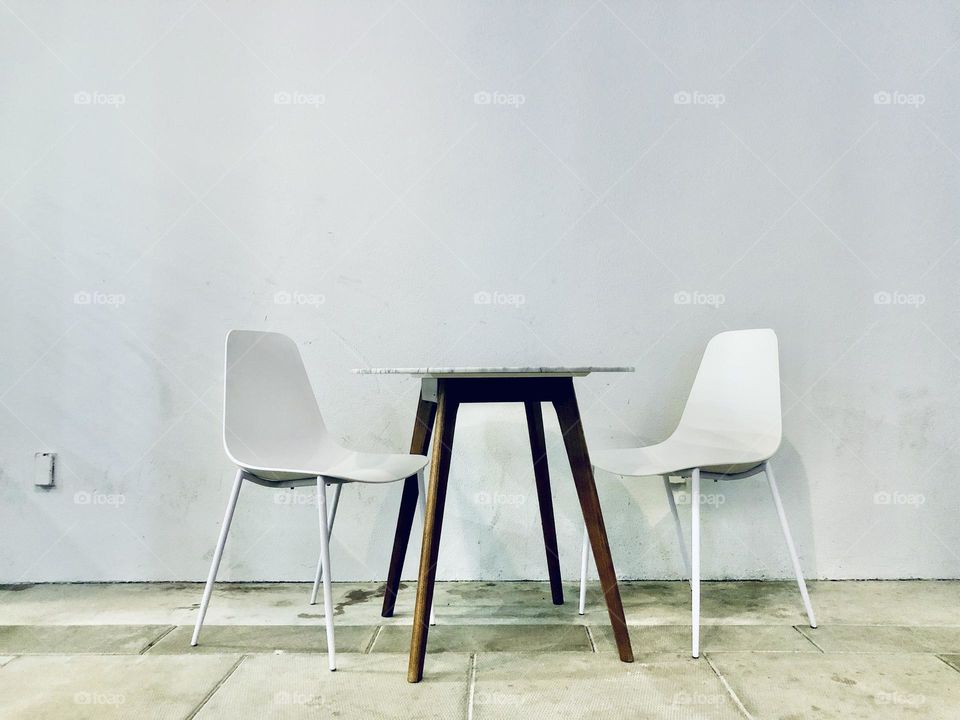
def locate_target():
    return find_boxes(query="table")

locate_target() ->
[352,367,636,682]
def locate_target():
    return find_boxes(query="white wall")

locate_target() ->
[2,1,959,582]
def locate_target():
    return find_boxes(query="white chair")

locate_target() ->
[191,330,430,671]
[578,328,816,657]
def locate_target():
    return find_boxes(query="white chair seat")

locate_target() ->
[246,451,428,484]
[592,434,769,478]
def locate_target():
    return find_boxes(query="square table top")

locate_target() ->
[351,366,634,378]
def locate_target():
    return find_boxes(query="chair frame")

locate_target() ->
[579,460,817,657]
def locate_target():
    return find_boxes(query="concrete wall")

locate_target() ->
[2,1,959,581]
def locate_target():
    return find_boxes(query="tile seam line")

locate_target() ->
[466,651,478,720]
[184,654,246,720]
[792,625,824,652]
[705,653,754,720]
[139,624,177,654]
[935,655,960,674]
[364,625,383,653]
[584,625,597,652]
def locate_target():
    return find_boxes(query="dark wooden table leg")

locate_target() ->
[408,381,458,682]
[381,391,437,618]
[552,379,634,663]
[524,401,564,605]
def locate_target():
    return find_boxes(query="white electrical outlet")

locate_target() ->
[34,452,56,488]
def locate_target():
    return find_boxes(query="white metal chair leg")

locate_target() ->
[663,475,691,580]
[310,482,343,605]
[316,479,336,671]
[191,470,244,646]
[578,524,590,615]
[417,470,436,626]
[691,467,701,658]
[765,461,817,628]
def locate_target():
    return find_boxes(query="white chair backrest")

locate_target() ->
[223,330,335,470]
[673,329,782,460]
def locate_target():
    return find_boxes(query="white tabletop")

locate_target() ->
[352,366,634,378]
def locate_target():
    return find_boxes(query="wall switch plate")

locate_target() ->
[34,452,56,488]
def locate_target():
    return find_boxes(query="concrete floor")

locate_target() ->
[1,581,959,718]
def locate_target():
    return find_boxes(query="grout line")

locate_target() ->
[705,654,754,720]
[584,625,597,653]
[139,625,177,655]
[364,625,383,654]
[465,652,478,720]
[184,655,246,720]
[935,655,960,674]
[792,625,825,653]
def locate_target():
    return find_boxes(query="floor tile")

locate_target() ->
[371,623,591,653]
[598,581,820,626]
[710,652,960,719]
[148,624,376,654]
[5,581,958,628]
[590,624,819,653]
[0,654,239,719]
[799,625,960,653]
[0,625,172,654]
[194,652,471,719]
[471,652,743,719]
